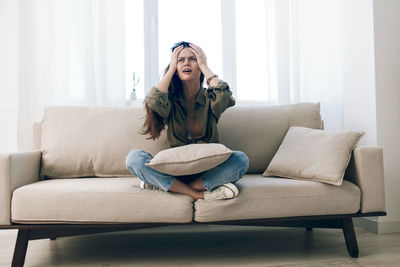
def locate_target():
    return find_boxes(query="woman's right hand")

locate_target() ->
[156,45,184,93]
[169,45,184,73]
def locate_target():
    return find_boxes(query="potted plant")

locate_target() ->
[129,72,140,101]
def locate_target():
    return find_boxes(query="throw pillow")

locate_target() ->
[145,143,234,176]
[263,126,365,186]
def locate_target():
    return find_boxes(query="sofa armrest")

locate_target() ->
[0,150,41,225]
[344,147,386,213]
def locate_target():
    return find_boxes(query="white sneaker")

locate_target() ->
[139,181,162,191]
[203,183,239,200]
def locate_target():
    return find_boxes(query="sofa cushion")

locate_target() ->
[40,106,169,179]
[263,126,365,186]
[194,174,361,222]
[11,178,193,224]
[217,103,322,173]
[145,143,233,176]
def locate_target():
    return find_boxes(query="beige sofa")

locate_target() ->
[0,103,386,266]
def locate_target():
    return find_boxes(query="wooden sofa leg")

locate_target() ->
[12,229,30,267]
[342,218,359,258]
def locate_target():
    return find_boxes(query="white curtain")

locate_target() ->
[18,0,126,151]
[17,0,371,151]
[232,0,349,130]
[272,0,346,131]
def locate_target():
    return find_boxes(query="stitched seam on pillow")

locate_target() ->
[263,171,342,185]
[150,152,233,165]
[338,132,365,186]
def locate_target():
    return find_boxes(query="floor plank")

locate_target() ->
[1,225,399,266]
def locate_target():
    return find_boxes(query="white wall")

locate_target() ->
[296,0,345,131]
[373,0,400,233]
[342,0,377,147]
[343,0,400,233]
[0,0,19,153]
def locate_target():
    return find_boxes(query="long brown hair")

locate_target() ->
[141,63,205,140]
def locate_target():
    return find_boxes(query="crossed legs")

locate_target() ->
[125,149,249,201]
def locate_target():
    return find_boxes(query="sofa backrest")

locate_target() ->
[37,106,169,179]
[218,103,322,173]
[35,103,322,179]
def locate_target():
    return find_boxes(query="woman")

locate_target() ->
[125,41,249,201]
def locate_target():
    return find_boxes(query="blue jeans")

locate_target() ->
[125,149,249,192]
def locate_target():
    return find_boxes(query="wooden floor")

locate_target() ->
[1,224,399,266]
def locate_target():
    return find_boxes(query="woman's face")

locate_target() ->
[176,48,202,82]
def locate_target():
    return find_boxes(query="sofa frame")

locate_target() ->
[1,105,387,266]
[1,211,386,267]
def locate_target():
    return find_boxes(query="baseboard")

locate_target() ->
[0,229,18,235]
[354,217,400,234]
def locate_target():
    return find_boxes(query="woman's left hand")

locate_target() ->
[189,43,218,85]
[189,43,208,72]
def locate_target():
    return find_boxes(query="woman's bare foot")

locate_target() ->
[168,179,204,200]
[188,177,207,191]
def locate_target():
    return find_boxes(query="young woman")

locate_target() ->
[125,41,249,201]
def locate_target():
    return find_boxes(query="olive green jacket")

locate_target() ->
[144,81,235,147]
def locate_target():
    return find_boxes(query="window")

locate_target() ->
[235,0,274,102]
[125,0,145,100]
[158,0,223,80]
[125,0,275,103]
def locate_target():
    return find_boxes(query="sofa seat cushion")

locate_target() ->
[194,174,361,222]
[11,178,193,224]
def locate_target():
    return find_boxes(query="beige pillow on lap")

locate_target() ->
[263,126,364,186]
[145,143,233,176]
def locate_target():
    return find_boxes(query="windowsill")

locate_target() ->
[126,100,144,107]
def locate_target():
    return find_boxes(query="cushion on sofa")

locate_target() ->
[39,106,169,179]
[194,174,361,222]
[217,103,322,173]
[11,178,193,224]
[145,143,233,176]
[263,126,365,186]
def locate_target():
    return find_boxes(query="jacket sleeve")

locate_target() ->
[206,81,236,121]
[144,87,172,119]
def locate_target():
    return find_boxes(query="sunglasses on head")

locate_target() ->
[171,41,191,52]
